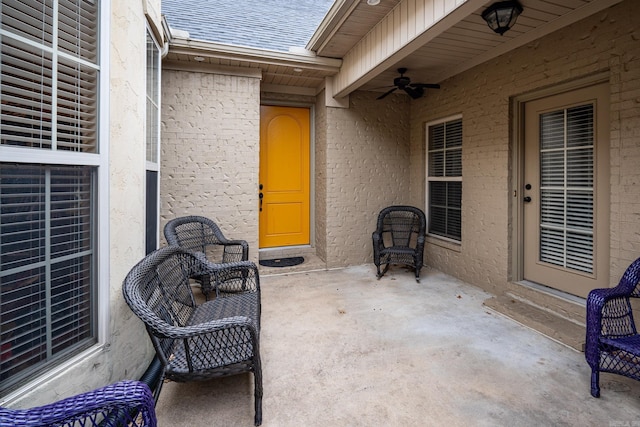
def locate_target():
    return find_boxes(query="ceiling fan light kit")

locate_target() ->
[376,68,440,100]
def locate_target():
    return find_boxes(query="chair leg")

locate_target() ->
[152,371,165,404]
[377,263,390,279]
[415,267,421,282]
[590,370,600,398]
[198,274,213,300]
[254,367,263,426]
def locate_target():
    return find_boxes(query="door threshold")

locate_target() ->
[515,280,586,306]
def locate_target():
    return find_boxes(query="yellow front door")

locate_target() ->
[259,106,310,248]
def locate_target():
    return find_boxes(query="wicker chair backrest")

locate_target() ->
[619,257,640,297]
[164,216,225,253]
[123,247,197,331]
[378,206,426,248]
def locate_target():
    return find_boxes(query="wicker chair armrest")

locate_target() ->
[196,259,261,293]
[587,287,633,324]
[221,240,249,262]
[0,381,156,427]
[372,231,383,246]
[151,315,257,340]
[585,287,637,366]
[587,289,635,331]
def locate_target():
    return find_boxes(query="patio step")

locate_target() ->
[483,294,585,352]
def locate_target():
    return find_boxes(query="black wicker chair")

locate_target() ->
[372,206,426,282]
[586,257,640,398]
[122,246,262,426]
[164,215,249,299]
[0,380,156,426]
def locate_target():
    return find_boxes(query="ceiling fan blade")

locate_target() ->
[413,83,441,89]
[370,85,395,91]
[377,87,398,99]
[404,86,424,99]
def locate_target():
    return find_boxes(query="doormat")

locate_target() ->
[259,257,304,268]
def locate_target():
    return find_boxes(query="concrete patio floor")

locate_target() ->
[154,264,640,426]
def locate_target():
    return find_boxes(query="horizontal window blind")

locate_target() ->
[57,0,98,63]
[429,181,462,240]
[1,1,55,47]
[0,0,101,393]
[539,105,594,273]
[0,164,96,392]
[146,32,160,164]
[1,0,99,153]
[427,119,462,241]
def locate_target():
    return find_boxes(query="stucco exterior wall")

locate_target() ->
[408,0,640,293]
[5,0,162,407]
[315,92,328,261]
[161,69,261,261]
[323,91,411,267]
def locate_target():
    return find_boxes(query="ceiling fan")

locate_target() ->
[376,68,440,100]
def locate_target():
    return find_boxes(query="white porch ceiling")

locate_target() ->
[312,0,624,97]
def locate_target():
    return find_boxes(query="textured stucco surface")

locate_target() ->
[322,91,411,267]
[161,69,261,261]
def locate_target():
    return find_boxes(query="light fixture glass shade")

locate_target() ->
[481,1,523,35]
[367,0,380,5]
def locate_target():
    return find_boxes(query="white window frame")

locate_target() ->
[0,0,110,397]
[145,25,161,254]
[425,114,463,243]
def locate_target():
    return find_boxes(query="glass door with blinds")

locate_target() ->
[522,83,609,298]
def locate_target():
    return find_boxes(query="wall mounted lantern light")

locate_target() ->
[481,1,523,35]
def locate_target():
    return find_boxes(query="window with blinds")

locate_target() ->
[539,104,594,273]
[1,0,98,152]
[146,31,160,165]
[0,0,100,393]
[145,29,160,255]
[427,118,462,241]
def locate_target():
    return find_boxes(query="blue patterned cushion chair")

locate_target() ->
[0,380,156,426]
[586,257,640,397]
[372,205,426,282]
[164,215,249,299]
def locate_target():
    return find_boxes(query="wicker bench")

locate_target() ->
[586,257,640,397]
[122,246,263,426]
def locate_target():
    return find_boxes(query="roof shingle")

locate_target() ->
[162,0,336,52]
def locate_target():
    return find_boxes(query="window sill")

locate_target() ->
[426,235,461,252]
[0,344,107,406]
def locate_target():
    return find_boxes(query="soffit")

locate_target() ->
[312,0,624,96]
[163,38,342,92]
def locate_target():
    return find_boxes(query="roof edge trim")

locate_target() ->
[306,0,359,53]
[170,38,342,72]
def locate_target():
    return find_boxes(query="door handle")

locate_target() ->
[259,192,263,211]
[523,196,532,203]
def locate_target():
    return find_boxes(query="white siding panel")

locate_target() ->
[331,0,473,97]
